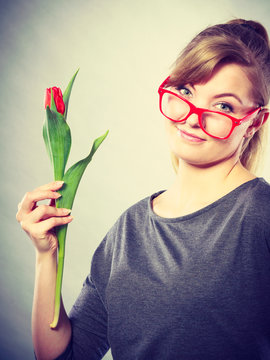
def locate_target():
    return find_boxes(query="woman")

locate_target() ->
[17,19,270,360]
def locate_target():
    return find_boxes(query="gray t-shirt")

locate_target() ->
[57,177,270,360]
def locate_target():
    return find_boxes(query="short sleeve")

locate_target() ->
[54,229,117,360]
[54,274,110,360]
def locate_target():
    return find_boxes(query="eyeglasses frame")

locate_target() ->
[158,76,262,140]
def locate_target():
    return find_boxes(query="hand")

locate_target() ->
[16,181,73,254]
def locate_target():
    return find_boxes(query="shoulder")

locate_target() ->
[95,190,163,248]
[113,190,163,228]
[233,177,270,215]
[241,178,270,230]
[247,177,270,206]
[256,177,270,193]
[90,191,162,284]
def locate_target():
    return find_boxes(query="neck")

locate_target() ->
[169,157,255,210]
[152,156,256,218]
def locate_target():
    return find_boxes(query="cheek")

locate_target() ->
[235,119,253,137]
[165,120,177,143]
[228,123,250,147]
[164,119,246,166]
[214,128,246,158]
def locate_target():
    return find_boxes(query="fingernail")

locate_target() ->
[55,181,64,186]
[55,192,62,198]
[63,209,71,214]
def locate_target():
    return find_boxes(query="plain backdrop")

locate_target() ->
[1,0,270,359]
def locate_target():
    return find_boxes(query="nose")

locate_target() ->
[185,113,200,128]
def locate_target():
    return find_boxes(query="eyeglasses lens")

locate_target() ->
[161,92,189,121]
[161,92,233,138]
[201,112,233,138]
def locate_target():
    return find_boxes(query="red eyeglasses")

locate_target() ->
[158,77,261,139]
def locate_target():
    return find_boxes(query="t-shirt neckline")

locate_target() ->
[149,177,261,223]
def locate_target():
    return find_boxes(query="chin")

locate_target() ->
[176,151,240,169]
[170,136,242,169]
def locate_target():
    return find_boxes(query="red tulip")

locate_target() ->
[42,69,109,328]
[45,87,65,115]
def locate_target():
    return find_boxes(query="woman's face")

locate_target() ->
[165,63,259,168]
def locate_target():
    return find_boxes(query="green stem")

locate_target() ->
[50,225,67,329]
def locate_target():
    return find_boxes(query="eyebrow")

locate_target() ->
[212,93,243,105]
[188,84,243,105]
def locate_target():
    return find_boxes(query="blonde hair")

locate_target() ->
[168,19,270,173]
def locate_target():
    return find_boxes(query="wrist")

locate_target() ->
[35,249,57,265]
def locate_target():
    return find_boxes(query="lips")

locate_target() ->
[175,126,206,142]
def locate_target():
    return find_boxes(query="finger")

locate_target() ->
[20,214,73,239]
[16,182,65,223]
[19,190,62,215]
[30,205,71,223]
[34,181,64,192]
[38,215,74,234]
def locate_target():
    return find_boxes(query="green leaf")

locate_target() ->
[56,130,109,209]
[51,129,109,328]
[50,224,67,328]
[50,88,58,113]
[43,107,72,180]
[63,69,79,120]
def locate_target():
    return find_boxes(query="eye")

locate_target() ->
[176,86,192,97]
[215,102,234,113]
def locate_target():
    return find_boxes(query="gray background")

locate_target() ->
[1,0,270,359]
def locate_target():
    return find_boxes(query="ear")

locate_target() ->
[244,108,269,138]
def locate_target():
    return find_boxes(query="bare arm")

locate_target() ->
[16,181,73,360]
